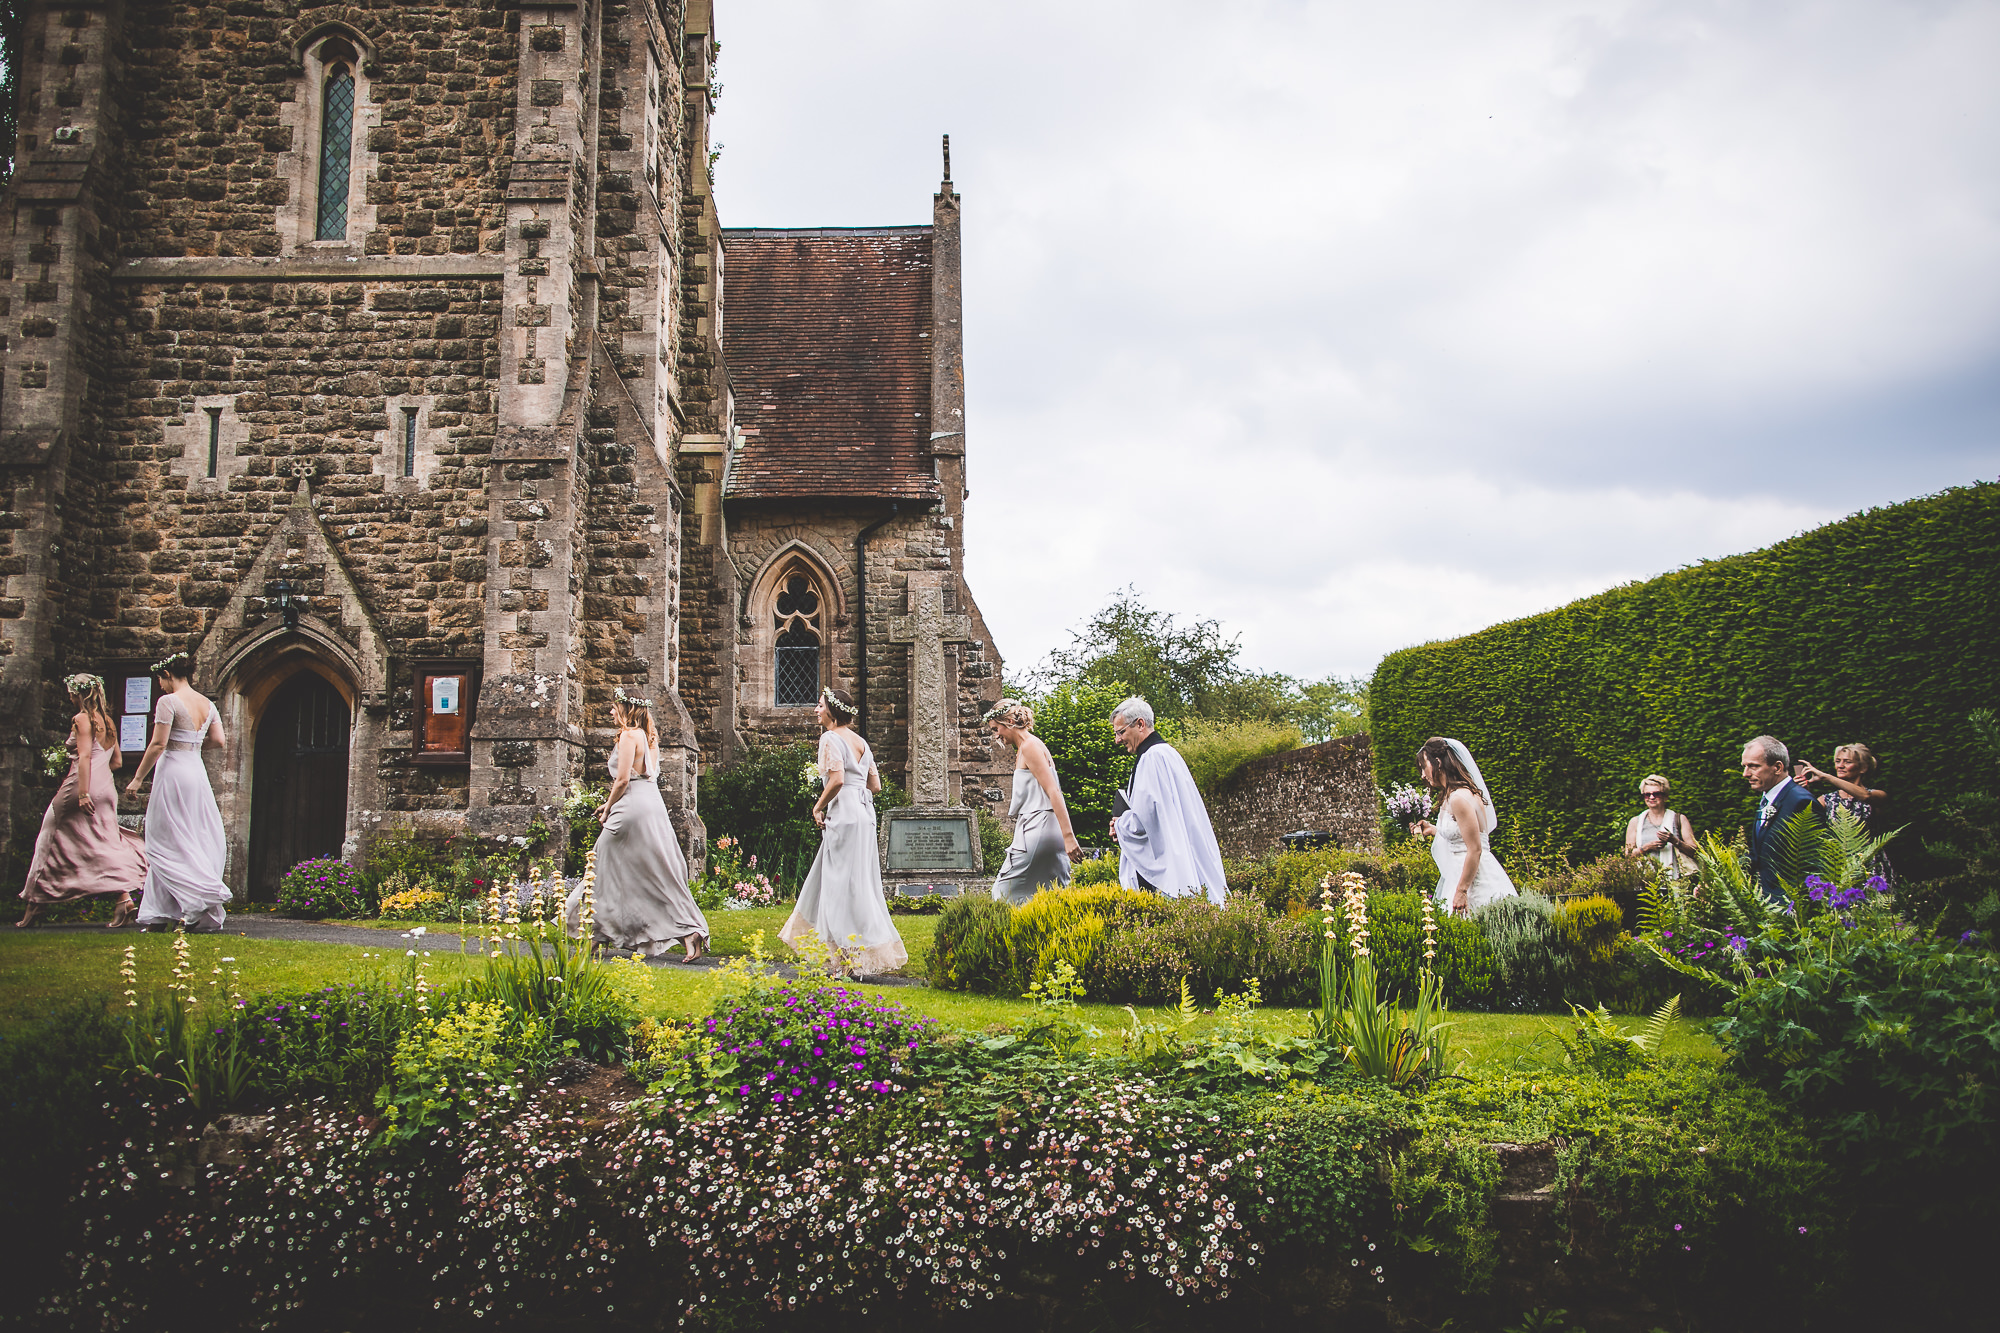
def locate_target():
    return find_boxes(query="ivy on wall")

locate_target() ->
[1370,482,2000,873]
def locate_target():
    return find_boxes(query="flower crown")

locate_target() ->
[821,687,857,719]
[981,699,1016,724]
[150,650,192,677]
[63,672,106,697]
[613,686,655,710]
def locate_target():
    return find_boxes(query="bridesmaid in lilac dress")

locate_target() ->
[124,652,232,933]
[16,674,147,928]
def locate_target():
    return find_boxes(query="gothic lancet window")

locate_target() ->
[772,573,823,706]
[315,43,357,240]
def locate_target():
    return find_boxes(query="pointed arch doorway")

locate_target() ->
[248,670,352,900]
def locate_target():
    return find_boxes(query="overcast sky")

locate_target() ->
[711,0,2000,683]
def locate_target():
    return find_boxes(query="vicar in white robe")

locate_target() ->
[1107,697,1229,905]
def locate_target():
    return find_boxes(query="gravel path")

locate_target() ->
[29,917,927,987]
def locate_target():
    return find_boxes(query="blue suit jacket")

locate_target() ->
[1748,779,1816,903]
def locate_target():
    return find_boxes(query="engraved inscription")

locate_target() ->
[885,816,978,872]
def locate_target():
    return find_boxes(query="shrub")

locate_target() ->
[1007,884,1160,990]
[1166,717,1302,796]
[1364,891,1498,1011]
[376,874,449,921]
[1070,848,1121,885]
[275,856,369,919]
[929,895,1018,993]
[975,807,1012,873]
[1557,893,1626,965]
[1229,843,1437,917]
[1524,852,1656,928]
[1089,895,1302,1005]
[1474,894,1573,1012]
[697,738,820,885]
[374,999,548,1145]
[234,981,418,1101]
[1371,481,2000,875]
[1718,923,2000,1180]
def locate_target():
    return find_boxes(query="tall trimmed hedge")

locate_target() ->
[1370,482,2000,874]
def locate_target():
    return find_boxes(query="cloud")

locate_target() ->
[712,0,2000,679]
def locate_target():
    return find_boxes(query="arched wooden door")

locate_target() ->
[249,672,352,900]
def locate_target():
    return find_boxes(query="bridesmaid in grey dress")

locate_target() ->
[780,688,907,977]
[569,690,708,961]
[984,698,1082,905]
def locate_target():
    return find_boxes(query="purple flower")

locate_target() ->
[1962,930,1982,945]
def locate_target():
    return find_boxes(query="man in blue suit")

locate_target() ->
[1742,734,1815,904]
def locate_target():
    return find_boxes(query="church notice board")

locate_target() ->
[882,809,980,873]
[100,664,161,754]
[411,661,478,766]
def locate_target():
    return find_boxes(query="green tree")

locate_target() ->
[1032,589,1365,740]
[1035,589,1248,723]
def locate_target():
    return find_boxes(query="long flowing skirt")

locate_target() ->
[565,781,707,957]
[991,807,1070,905]
[781,806,907,975]
[137,750,231,931]
[1431,846,1517,913]
[19,747,147,904]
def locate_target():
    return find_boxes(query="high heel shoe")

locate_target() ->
[107,898,138,929]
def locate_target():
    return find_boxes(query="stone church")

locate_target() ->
[0,0,1009,897]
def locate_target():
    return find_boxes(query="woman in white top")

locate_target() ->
[123,651,231,932]
[1410,736,1517,916]
[1623,774,1696,879]
[984,697,1081,905]
[779,687,907,977]
[566,689,707,961]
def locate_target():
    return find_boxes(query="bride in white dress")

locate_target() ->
[779,687,908,978]
[123,652,232,932]
[1410,736,1517,916]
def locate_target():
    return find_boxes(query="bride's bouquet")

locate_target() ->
[1382,782,1432,828]
[801,759,824,791]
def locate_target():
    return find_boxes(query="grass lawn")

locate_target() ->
[349,906,944,980]
[1,926,1718,1071]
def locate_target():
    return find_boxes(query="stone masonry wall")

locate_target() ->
[103,275,501,816]
[1204,733,1383,861]
[118,3,516,261]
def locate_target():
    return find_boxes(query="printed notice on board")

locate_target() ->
[120,715,149,751]
[431,676,460,716]
[124,678,152,715]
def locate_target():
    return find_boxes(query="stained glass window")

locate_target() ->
[773,573,823,706]
[316,65,355,241]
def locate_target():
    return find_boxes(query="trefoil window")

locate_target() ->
[773,574,822,706]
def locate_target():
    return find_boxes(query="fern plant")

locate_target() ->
[1547,994,1682,1072]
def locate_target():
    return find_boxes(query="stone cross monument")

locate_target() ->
[886,576,971,805]
[879,574,980,894]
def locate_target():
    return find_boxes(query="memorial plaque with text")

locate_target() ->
[885,814,979,872]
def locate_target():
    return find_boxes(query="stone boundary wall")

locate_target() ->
[1206,733,1381,860]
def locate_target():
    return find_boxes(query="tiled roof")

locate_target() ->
[720,227,943,501]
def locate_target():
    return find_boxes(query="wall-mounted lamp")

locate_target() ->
[265,578,304,630]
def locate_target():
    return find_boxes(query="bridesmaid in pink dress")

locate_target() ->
[16,674,147,928]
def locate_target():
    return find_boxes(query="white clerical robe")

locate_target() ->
[1115,738,1228,905]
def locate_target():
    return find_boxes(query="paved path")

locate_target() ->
[30,917,927,987]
